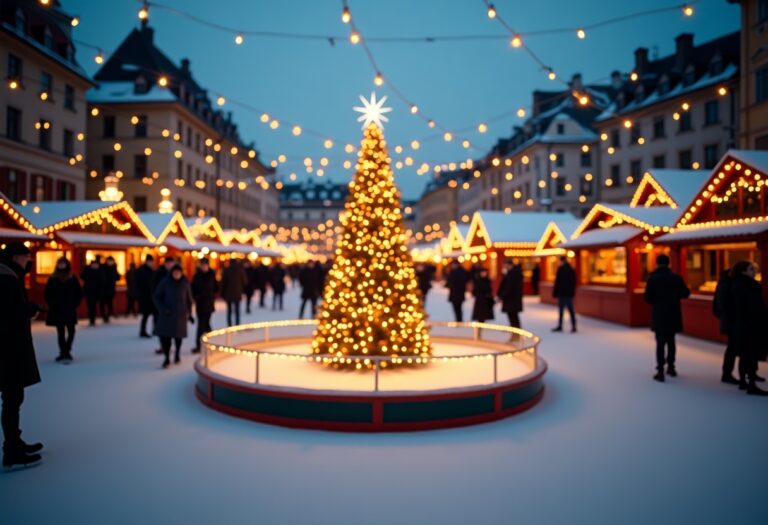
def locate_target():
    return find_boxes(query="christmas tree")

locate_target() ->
[311,94,431,369]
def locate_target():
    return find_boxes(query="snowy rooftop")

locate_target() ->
[87,81,177,104]
[724,149,768,173]
[0,227,47,241]
[656,221,768,244]
[561,225,643,248]
[17,201,119,230]
[601,204,681,228]
[550,218,583,240]
[476,211,579,244]
[55,231,156,248]
[136,212,176,240]
[643,169,710,209]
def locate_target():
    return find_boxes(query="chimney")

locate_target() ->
[570,73,583,91]
[180,58,191,76]
[634,47,648,75]
[675,33,694,71]
[611,70,622,89]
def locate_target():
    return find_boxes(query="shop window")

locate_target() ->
[686,244,761,293]
[714,195,738,218]
[744,191,762,216]
[85,250,127,284]
[580,247,627,285]
[36,250,64,278]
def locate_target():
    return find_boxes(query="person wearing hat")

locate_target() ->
[0,242,44,468]
[153,263,194,368]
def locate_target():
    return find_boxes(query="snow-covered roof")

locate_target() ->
[642,169,710,209]
[656,221,768,244]
[87,81,177,104]
[17,201,118,230]
[162,235,196,251]
[725,150,768,172]
[0,228,47,241]
[55,232,155,248]
[560,225,643,248]
[136,212,173,240]
[601,205,681,228]
[550,218,583,239]
[473,211,579,244]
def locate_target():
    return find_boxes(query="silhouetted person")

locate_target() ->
[80,257,105,326]
[713,269,740,385]
[153,264,193,368]
[255,262,269,308]
[416,263,432,305]
[151,257,176,354]
[552,256,577,333]
[445,260,469,322]
[100,256,120,323]
[0,243,43,469]
[471,268,495,324]
[191,258,217,354]
[136,255,156,338]
[497,259,523,338]
[270,263,287,311]
[726,261,768,396]
[531,264,540,295]
[125,262,138,316]
[44,257,83,363]
[243,260,256,314]
[298,261,323,318]
[220,258,247,326]
[644,254,690,382]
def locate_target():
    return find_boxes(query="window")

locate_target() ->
[557,123,565,135]
[653,155,666,168]
[678,111,692,132]
[1,169,24,202]
[756,66,768,103]
[7,53,22,80]
[683,69,695,86]
[31,175,51,201]
[134,115,147,137]
[610,165,621,187]
[756,134,768,150]
[555,177,567,196]
[103,116,115,138]
[630,160,642,180]
[581,175,593,196]
[38,120,51,150]
[704,100,719,126]
[581,247,627,285]
[64,85,75,111]
[102,155,115,173]
[56,180,74,200]
[760,0,768,21]
[653,116,665,139]
[704,144,719,169]
[580,151,591,167]
[186,164,192,184]
[6,106,21,141]
[186,127,192,147]
[63,129,74,157]
[177,159,183,179]
[134,155,148,178]
[611,130,620,148]
[678,149,693,169]
[630,124,641,144]
[555,153,564,167]
[40,71,52,99]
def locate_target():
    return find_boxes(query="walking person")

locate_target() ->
[416,263,432,306]
[153,264,193,368]
[243,260,256,315]
[151,257,176,354]
[44,257,83,363]
[445,260,469,322]
[726,261,768,396]
[256,261,269,308]
[100,256,120,323]
[497,259,523,340]
[136,255,156,338]
[552,256,577,333]
[713,269,742,384]
[125,262,138,317]
[191,258,217,354]
[220,258,247,326]
[643,254,691,382]
[471,268,495,335]
[0,242,44,469]
[80,257,105,326]
[531,263,540,295]
[298,261,323,319]
[271,263,287,311]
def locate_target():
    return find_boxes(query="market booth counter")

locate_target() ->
[654,150,768,341]
[463,211,578,293]
[16,200,156,317]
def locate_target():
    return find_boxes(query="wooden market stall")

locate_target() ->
[534,217,582,304]
[0,191,47,246]
[655,150,768,341]
[138,212,198,275]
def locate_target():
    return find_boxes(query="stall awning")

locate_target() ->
[162,236,197,251]
[0,228,47,241]
[655,222,768,244]
[56,232,156,248]
[196,241,257,255]
[560,226,643,249]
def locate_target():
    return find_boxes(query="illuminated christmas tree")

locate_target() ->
[311,93,431,369]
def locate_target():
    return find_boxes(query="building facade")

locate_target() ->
[85,21,278,229]
[0,0,93,203]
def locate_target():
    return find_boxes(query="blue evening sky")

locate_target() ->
[66,0,739,199]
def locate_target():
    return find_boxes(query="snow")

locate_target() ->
[0,227,47,241]
[644,169,710,209]
[17,201,114,230]
[476,211,579,244]
[1,285,766,524]
[656,220,768,243]
[55,231,155,248]
[86,82,177,104]
[600,204,681,227]
[561,225,642,248]
[726,149,768,173]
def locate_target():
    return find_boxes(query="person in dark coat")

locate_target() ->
[153,264,193,368]
[80,257,105,326]
[0,243,44,468]
[471,268,495,323]
[643,254,691,382]
[445,260,469,322]
[243,260,257,314]
[713,269,741,385]
[497,259,523,337]
[136,255,156,338]
[191,258,218,354]
[150,257,176,354]
[99,256,120,323]
[415,263,432,306]
[552,256,577,333]
[726,261,768,396]
[220,258,247,326]
[271,263,287,311]
[531,264,540,295]
[44,257,83,363]
[298,261,323,318]
[125,262,138,317]
[255,262,269,308]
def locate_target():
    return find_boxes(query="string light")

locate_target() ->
[683,4,694,16]
[158,76,169,87]
[341,6,351,23]
[487,3,497,18]
[576,28,586,39]
[374,72,384,86]
[235,33,244,45]
[138,3,149,21]
[349,31,361,44]
[71,16,80,27]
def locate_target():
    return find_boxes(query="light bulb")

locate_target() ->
[487,4,496,18]
[341,6,351,23]
[235,33,244,45]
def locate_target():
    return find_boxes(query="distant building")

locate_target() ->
[0,0,94,202]
[594,32,739,203]
[729,0,768,149]
[84,20,277,229]
[417,169,465,233]
[279,178,348,228]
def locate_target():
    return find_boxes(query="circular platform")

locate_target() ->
[195,321,547,432]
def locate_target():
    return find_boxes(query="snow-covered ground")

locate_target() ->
[1,283,766,524]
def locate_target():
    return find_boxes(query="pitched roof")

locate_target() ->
[656,220,768,244]
[17,201,116,230]
[471,211,579,244]
[560,225,643,248]
[632,169,710,209]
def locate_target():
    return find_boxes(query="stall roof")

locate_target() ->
[18,201,117,230]
[560,225,643,249]
[602,205,681,228]
[468,211,578,247]
[162,235,197,252]
[137,212,197,245]
[630,169,710,209]
[55,232,156,248]
[655,221,768,244]
[0,228,47,241]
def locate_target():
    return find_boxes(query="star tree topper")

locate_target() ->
[353,92,392,129]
